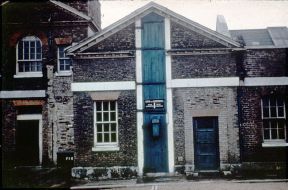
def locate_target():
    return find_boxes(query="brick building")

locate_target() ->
[67,2,287,177]
[1,1,287,178]
[1,0,101,167]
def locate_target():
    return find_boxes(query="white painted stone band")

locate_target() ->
[71,77,288,92]
[168,77,240,88]
[244,77,288,86]
[0,90,46,99]
[71,81,136,91]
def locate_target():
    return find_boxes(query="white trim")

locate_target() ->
[17,114,42,120]
[135,19,144,176]
[50,0,91,21]
[57,46,72,73]
[92,146,120,152]
[93,101,119,149]
[168,77,239,88]
[165,17,175,174]
[0,90,46,99]
[17,114,43,165]
[16,36,43,76]
[244,77,288,86]
[262,142,288,147]
[55,71,72,77]
[14,73,43,78]
[71,81,136,92]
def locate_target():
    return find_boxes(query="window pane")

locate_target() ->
[60,60,65,71]
[97,133,103,143]
[263,108,270,118]
[59,47,65,58]
[37,62,42,71]
[270,107,277,117]
[277,99,284,107]
[97,124,102,132]
[31,62,36,71]
[277,106,284,117]
[270,121,277,128]
[96,102,102,111]
[30,41,35,59]
[111,123,116,132]
[24,41,29,59]
[25,62,30,71]
[104,133,109,142]
[278,128,285,139]
[270,98,276,107]
[103,102,109,111]
[262,98,269,107]
[18,42,23,60]
[111,133,116,142]
[19,62,24,72]
[104,124,109,132]
[271,129,277,139]
[263,121,269,129]
[103,112,109,121]
[64,59,71,70]
[36,41,41,59]
[96,113,102,121]
[110,112,116,121]
[110,102,116,111]
[264,129,270,140]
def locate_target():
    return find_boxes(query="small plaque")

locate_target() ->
[144,99,164,110]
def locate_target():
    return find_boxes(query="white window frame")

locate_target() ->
[56,46,72,76]
[14,36,43,78]
[92,101,119,151]
[261,97,287,147]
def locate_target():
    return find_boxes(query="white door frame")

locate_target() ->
[17,114,43,165]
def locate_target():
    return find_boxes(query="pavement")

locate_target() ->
[70,179,288,190]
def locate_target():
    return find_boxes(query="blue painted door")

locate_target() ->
[193,117,219,171]
[142,13,168,173]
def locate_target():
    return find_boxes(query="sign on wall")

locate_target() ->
[144,99,164,110]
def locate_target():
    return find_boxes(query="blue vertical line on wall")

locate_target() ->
[142,12,168,173]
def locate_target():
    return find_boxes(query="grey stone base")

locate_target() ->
[71,166,138,180]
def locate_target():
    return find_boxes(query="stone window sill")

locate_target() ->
[55,71,72,77]
[92,145,119,152]
[14,72,43,78]
[262,141,288,147]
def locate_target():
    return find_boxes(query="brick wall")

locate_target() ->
[2,1,94,166]
[171,53,237,79]
[73,91,137,167]
[173,87,239,170]
[239,86,287,162]
[1,100,51,167]
[73,58,135,82]
[171,21,227,49]
[244,49,286,77]
[83,24,135,52]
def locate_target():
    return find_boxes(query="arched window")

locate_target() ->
[16,36,42,76]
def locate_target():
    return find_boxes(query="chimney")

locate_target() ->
[216,15,231,38]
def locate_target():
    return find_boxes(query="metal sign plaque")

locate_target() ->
[144,99,164,110]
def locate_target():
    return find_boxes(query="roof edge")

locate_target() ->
[68,2,241,53]
[50,0,91,20]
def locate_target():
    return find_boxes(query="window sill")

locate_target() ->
[14,72,43,78]
[262,141,288,147]
[92,145,119,152]
[55,71,72,77]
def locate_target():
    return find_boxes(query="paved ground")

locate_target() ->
[72,180,288,190]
